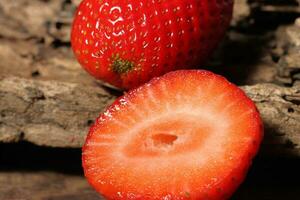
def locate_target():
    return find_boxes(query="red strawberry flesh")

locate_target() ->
[82,70,263,200]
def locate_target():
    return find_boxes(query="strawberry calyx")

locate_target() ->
[111,53,135,74]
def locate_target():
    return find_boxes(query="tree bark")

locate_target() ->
[1,76,299,156]
[242,84,300,157]
[0,172,102,200]
[0,76,116,148]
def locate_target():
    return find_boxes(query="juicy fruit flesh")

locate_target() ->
[71,0,233,89]
[123,116,213,157]
[82,70,263,200]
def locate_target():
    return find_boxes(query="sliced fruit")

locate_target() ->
[82,70,263,200]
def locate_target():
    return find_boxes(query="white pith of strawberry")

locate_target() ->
[82,70,263,200]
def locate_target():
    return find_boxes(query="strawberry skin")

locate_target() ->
[71,0,233,89]
[82,70,263,200]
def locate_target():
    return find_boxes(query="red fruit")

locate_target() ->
[82,70,263,200]
[71,0,233,89]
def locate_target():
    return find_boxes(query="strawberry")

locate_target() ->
[82,70,263,200]
[71,0,233,89]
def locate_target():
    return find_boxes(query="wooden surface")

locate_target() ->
[1,77,300,157]
[1,142,300,200]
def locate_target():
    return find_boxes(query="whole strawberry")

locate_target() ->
[71,0,233,89]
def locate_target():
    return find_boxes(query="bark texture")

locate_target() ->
[0,76,299,157]
[242,84,300,157]
[0,172,102,200]
[0,76,116,147]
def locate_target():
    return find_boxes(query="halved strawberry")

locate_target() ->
[82,70,263,200]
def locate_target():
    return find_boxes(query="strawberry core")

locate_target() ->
[151,133,178,146]
[122,117,212,158]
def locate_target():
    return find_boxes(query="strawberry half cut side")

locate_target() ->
[82,70,263,200]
